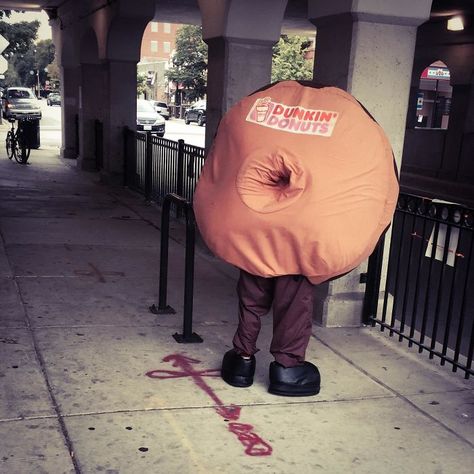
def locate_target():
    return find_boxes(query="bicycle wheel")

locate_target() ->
[6,130,14,160]
[13,131,30,164]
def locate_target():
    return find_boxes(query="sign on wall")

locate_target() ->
[0,34,9,74]
[421,67,451,80]
[417,92,424,110]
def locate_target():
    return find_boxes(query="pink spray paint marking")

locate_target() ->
[146,353,272,456]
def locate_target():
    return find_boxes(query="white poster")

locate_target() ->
[425,223,460,267]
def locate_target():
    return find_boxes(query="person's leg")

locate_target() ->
[268,275,320,396]
[270,275,315,367]
[222,270,274,388]
[232,270,275,356]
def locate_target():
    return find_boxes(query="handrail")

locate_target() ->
[150,193,203,343]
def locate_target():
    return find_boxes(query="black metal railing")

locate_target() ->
[74,113,79,157]
[149,193,203,343]
[94,119,103,170]
[124,127,146,192]
[364,193,474,379]
[123,128,205,209]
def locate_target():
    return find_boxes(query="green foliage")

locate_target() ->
[137,72,147,96]
[36,39,55,68]
[165,25,207,103]
[0,19,43,88]
[271,35,313,83]
[46,58,60,88]
[0,19,39,58]
[3,37,55,88]
[0,10,12,19]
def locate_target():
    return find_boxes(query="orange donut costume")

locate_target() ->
[194,81,399,285]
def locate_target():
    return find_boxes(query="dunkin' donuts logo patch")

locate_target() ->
[246,97,339,137]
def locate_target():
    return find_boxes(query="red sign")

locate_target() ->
[421,67,450,80]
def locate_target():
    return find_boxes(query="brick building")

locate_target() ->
[138,21,181,101]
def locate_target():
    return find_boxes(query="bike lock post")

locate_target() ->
[150,196,175,315]
[150,193,202,343]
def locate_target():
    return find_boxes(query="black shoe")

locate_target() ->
[268,361,320,397]
[221,349,256,387]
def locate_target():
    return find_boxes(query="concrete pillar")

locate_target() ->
[440,84,470,180]
[90,0,155,182]
[205,38,275,146]
[199,0,288,147]
[456,80,474,180]
[60,66,80,159]
[308,0,432,327]
[78,62,107,171]
[101,60,138,180]
[48,15,81,160]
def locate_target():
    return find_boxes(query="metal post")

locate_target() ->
[94,119,103,171]
[75,114,79,156]
[176,139,185,217]
[123,126,128,187]
[150,193,202,343]
[150,196,175,315]
[145,131,153,201]
[362,235,385,325]
[173,206,203,343]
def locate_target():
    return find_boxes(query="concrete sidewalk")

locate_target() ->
[0,143,473,474]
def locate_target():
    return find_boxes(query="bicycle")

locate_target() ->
[6,117,31,164]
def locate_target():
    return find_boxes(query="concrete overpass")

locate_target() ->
[0,0,434,176]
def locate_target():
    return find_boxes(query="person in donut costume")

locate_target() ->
[194,81,399,396]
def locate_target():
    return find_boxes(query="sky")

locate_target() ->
[4,10,52,41]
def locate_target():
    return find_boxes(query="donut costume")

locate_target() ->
[193,81,398,394]
[194,81,398,284]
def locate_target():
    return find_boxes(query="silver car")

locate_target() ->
[150,101,170,120]
[137,99,165,136]
[2,87,42,120]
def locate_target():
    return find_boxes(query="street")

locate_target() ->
[36,99,206,149]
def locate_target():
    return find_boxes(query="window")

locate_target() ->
[415,60,452,129]
[163,23,171,33]
[150,40,158,53]
[163,42,171,54]
[150,22,158,33]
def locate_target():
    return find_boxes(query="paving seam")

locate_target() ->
[19,394,399,419]
[0,415,58,423]
[0,227,82,474]
[312,331,474,449]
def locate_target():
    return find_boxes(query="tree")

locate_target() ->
[271,36,313,83]
[0,19,39,58]
[13,39,55,88]
[137,72,147,97]
[166,25,207,103]
[0,18,40,87]
[46,58,60,89]
[0,10,12,19]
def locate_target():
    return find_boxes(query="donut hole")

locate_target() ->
[237,152,307,213]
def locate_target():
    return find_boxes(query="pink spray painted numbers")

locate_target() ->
[146,353,272,456]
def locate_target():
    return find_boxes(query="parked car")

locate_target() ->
[47,93,61,106]
[2,87,42,120]
[184,101,206,126]
[150,101,170,120]
[136,99,165,136]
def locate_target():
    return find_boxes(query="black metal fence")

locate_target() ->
[123,128,205,205]
[364,194,474,379]
[123,129,474,378]
[94,119,103,171]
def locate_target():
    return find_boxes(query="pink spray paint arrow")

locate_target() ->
[146,353,272,456]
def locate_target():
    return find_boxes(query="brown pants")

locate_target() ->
[232,270,315,368]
